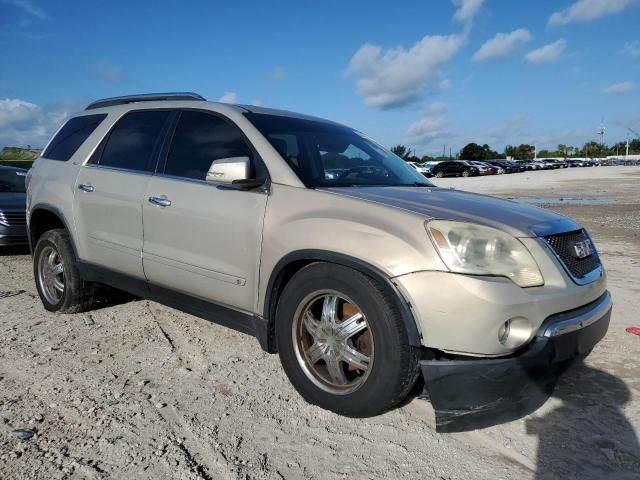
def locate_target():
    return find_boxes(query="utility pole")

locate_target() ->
[442,144,446,159]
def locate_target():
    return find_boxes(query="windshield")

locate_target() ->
[244,113,433,188]
[0,170,26,193]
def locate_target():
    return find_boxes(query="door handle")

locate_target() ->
[148,196,171,207]
[78,183,94,193]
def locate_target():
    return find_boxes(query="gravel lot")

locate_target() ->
[1,167,639,479]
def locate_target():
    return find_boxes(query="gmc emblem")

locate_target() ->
[571,239,593,259]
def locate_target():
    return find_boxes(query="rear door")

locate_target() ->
[73,110,171,278]
[141,110,269,311]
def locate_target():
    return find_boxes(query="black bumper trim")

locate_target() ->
[421,296,611,432]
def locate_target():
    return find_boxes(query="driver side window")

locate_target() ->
[164,111,258,181]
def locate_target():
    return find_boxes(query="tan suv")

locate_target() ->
[26,93,611,431]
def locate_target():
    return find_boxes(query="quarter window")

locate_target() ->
[164,111,255,181]
[99,111,170,172]
[42,114,107,161]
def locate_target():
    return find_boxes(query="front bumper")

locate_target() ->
[0,224,28,246]
[421,291,611,432]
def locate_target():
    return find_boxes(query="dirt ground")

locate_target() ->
[1,167,639,479]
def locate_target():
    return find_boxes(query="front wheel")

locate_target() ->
[435,171,444,178]
[276,263,419,417]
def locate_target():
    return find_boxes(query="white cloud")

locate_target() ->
[269,66,286,80]
[345,34,464,109]
[620,40,640,57]
[2,0,47,20]
[438,79,452,90]
[423,101,447,114]
[405,116,449,145]
[452,0,484,22]
[525,39,566,64]
[473,29,532,62]
[549,0,639,26]
[94,60,127,85]
[217,91,238,103]
[604,81,635,94]
[0,98,81,148]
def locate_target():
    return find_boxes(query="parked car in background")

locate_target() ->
[0,165,28,246]
[510,161,527,172]
[407,161,433,178]
[566,159,584,167]
[485,160,522,174]
[540,159,563,169]
[26,92,611,431]
[468,161,498,175]
[431,160,480,178]
[521,160,543,170]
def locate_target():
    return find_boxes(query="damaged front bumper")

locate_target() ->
[421,291,612,432]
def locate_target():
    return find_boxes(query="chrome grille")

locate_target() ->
[544,229,599,279]
[0,210,27,226]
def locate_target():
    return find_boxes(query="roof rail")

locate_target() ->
[85,92,206,110]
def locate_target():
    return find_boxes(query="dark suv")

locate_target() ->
[0,165,28,246]
[432,161,479,178]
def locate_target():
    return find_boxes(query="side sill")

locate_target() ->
[77,261,270,352]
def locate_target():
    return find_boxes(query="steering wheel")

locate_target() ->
[339,166,384,179]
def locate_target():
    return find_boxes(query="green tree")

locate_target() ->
[390,145,413,160]
[504,145,517,159]
[557,144,568,157]
[460,143,483,160]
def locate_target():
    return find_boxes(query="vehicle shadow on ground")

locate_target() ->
[526,361,640,479]
[0,245,30,256]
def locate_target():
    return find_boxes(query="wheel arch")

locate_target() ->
[28,204,77,257]
[262,250,422,353]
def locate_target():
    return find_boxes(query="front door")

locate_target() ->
[142,110,269,311]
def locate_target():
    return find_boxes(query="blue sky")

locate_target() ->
[1,0,639,155]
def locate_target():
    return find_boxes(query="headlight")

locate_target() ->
[426,220,544,287]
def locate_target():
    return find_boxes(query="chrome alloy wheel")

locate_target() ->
[292,291,374,395]
[37,245,65,304]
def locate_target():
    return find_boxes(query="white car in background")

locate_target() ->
[407,161,433,178]
[526,161,545,170]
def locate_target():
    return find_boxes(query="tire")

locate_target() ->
[435,171,444,178]
[275,263,419,417]
[33,229,95,313]
[462,169,471,177]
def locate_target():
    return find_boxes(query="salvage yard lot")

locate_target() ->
[1,167,639,479]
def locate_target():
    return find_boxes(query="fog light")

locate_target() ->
[498,321,510,344]
[498,317,532,349]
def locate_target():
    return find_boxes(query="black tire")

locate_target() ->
[275,263,420,417]
[462,169,471,177]
[33,229,95,313]
[435,170,444,178]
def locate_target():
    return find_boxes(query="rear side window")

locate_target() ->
[164,111,254,181]
[42,114,107,161]
[99,111,170,172]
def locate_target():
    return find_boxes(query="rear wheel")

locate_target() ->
[276,263,419,417]
[462,169,471,177]
[33,229,95,313]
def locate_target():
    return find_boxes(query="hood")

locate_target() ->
[320,186,579,238]
[0,192,27,211]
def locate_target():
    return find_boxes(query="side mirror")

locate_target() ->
[206,157,250,184]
